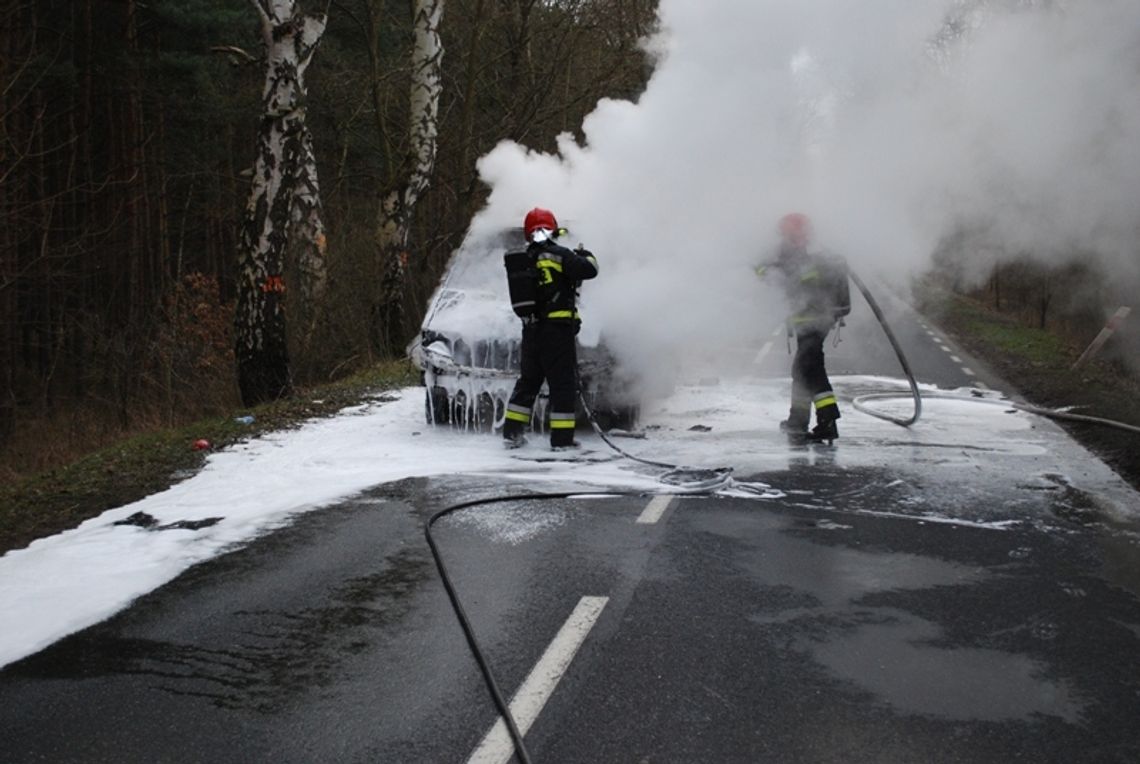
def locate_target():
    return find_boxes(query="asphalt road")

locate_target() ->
[2,290,1139,763]
[3,479,1139,763]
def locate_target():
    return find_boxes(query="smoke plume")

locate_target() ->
[465,0,1140,392]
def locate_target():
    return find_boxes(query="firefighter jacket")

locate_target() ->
[756,246,851,332]
[532,239,599,324]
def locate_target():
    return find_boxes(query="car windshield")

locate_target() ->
[421,225,522,341]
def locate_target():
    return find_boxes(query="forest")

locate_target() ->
[0,0,658,477]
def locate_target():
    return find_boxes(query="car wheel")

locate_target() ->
[425,386,450,425]
[453,389,469,428]
[475,392,496,432]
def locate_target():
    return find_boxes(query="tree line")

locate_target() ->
[0,0,658,478]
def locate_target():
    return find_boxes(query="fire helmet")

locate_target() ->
[524,207,558,242]
[778,212,812,247]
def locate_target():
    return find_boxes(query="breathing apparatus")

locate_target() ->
[504,248,538,319]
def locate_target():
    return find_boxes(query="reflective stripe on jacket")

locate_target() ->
[532,240,598,323]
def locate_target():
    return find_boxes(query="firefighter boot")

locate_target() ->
[780,407,810,443]
[807,418,839,445]
[779,421,808,446]
[502,422,528,450]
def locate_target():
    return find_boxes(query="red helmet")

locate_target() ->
[524,207,558,241]
[778,212,812,247]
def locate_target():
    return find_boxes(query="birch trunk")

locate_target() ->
[234,0,325,406]
[288,123,328,347]
[456,0,487,225]
[0,4,13,440]
[373,0,444,355]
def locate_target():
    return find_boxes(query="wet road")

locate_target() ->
[2,469,1140,763]
[3,292,1140,762]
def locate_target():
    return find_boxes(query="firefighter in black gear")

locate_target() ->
[756,212,851,444]
[502,207,599,450]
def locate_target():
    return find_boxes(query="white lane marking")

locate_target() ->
[962,367,976,377]
[467,596,609,764]
[950,354,962,363]
[637,495,674,524]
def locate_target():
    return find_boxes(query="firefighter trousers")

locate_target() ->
[788,327,840,429]
[503,321,579,447]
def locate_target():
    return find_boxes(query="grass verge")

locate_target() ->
[0,360,420,557]
[915,280,1140,493]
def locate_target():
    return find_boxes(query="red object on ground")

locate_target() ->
[192,439,211,451]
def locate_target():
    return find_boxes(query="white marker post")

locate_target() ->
[1072,306,1131,370]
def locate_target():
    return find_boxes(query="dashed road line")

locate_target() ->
[926,331,984,384]
[637,495,674,524]
[467,596,609,764]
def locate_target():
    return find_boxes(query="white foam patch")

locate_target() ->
[0,375,1136,669]
[451,503,571,546]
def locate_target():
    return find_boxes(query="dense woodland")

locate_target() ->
[0,0,657,477]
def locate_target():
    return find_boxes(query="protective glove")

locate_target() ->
[576,245,598,270]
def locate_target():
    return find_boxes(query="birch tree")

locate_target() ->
[234,0,326,406]
[288,123,329,346]
[372,0,444,355]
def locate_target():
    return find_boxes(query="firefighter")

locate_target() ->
[502,207,599,450]
[756,212,851,444]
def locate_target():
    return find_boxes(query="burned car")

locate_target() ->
[408,225,639,434]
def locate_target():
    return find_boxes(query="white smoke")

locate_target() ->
[467,0,1140,396]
